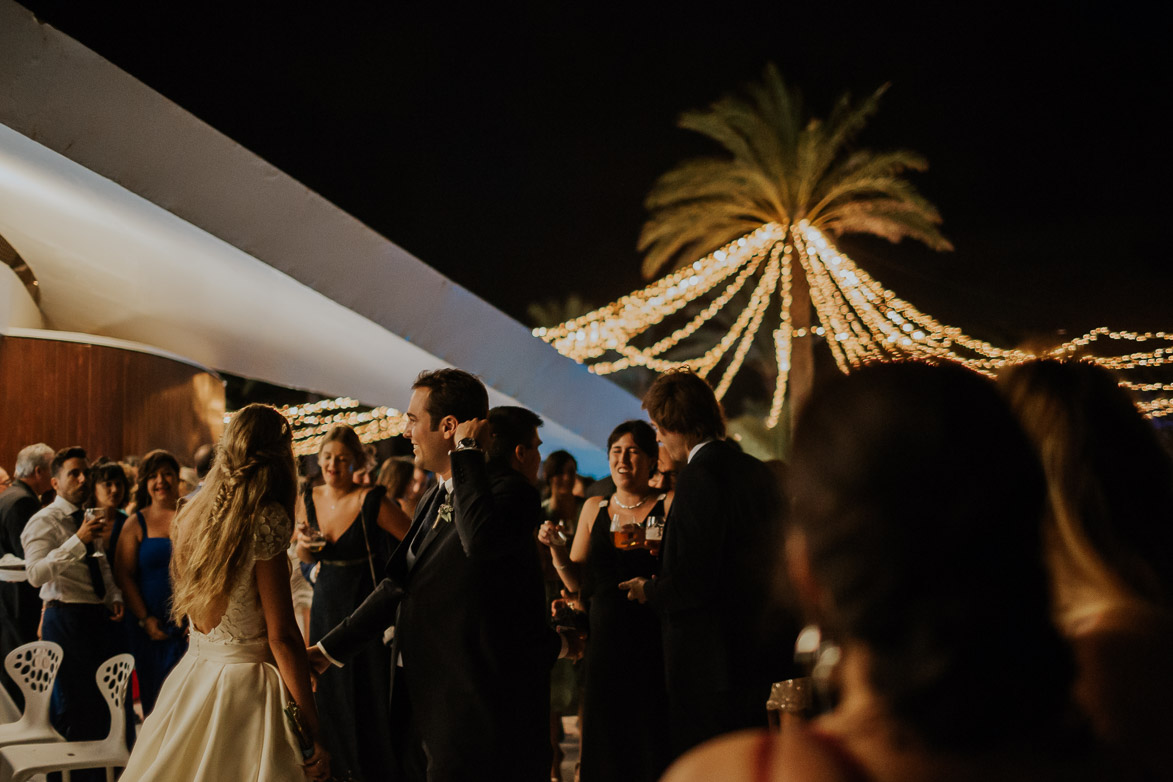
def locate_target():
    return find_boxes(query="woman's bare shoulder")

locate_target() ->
[662,726,867,782]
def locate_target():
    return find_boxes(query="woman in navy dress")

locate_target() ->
[296,426,412,781]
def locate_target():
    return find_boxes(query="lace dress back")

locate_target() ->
[199,503,292,645]
[120,502,303,782]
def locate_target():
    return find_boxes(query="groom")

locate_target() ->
[308,368,566,781]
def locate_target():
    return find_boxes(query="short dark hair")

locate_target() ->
[607,421,660,473]
[542,450,577,488]
[193,444,215,479]
[88,458,131,509]
[790,362,1070,751]
[487,406,542,468]
[50,446,87,478]
[412,368,489,429]
[134,449,181,509]
[642,370,725,441]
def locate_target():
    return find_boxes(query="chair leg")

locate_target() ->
[105,768,114,782]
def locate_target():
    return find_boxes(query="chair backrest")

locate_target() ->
[95,654,134,750]
[3,641,62,728]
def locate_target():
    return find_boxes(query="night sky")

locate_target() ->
[15,1,1173,346]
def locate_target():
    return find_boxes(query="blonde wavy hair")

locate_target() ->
[1000,359,1173,630]
[170,404,297,627]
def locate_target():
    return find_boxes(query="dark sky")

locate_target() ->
[17,1,1172,344]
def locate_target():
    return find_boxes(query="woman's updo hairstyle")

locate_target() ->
[318,425,367,473]
[788,361,1073,752]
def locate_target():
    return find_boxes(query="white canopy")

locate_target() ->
[0,1,641,475]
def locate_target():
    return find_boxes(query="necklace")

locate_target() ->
[612,493,652,510]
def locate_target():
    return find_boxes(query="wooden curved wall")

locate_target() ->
[0,334,224,470]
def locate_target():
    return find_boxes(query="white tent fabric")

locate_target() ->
[0,1,642,475]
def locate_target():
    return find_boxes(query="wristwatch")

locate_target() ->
[454,438,481,451]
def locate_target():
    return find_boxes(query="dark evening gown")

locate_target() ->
[306,485,396,782]
[127,511,187,716]
[580,496,671,782]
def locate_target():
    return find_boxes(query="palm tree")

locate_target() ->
[537,67,1173,441]
[638,63,951,422]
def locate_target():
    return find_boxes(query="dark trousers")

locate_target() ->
[41,602,132,782]
[1,581,44,709]
[390,668,426,782]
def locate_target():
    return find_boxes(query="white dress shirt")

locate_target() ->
[688,439,715,463]
[20,495,121,606]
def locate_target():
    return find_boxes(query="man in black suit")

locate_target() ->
[0,442,54,707]
[620,370,792,758]
[308,370,570,781]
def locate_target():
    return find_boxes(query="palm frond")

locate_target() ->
[638,200,765,278]
[640,64,949,277]
[819,200,953,250]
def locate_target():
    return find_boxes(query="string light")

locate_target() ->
[226,397,409,457]
[537,221,1173,424]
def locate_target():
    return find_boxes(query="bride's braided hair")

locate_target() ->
[170,404,297,627]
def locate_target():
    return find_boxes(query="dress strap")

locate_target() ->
[598,498,609,508]
[357,485,387,586]
[753,731,775,782]
[136,510,149,538]
[301,483,320,530]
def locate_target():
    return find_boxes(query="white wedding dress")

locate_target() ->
[120,504,304,781]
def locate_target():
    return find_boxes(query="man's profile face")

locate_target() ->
[653,424,690,468]
[51,456,88,506]
[517,429,542,485]
[405,388,451,475]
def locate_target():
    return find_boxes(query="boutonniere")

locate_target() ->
[434,501,454,529]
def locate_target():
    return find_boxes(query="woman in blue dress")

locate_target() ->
[114,449,187,716]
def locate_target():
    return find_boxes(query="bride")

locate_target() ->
[121,404,330,781]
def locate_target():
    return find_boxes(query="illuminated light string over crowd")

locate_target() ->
[224,398,408,456]
[534,222,1173,426]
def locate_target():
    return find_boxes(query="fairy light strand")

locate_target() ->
[536,221,1173,425]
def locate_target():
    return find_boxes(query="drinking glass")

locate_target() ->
[84,507,108,557]
[610,512,642,549]
[644,514,664,555]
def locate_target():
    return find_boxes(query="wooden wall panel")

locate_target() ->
[0,335,224,471]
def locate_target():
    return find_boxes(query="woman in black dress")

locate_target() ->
[539,421,672,782]
[295,426,411,781]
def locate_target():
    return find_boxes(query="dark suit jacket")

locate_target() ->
[0,480,44,646]
[643,440,793,752]
[321,450,560,781]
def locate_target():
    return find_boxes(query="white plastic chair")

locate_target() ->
[0,642,63,747]
[0,653,133,782]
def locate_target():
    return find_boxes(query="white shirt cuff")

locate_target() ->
[315,642,343,668]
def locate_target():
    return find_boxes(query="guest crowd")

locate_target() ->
[0,358,1170,782]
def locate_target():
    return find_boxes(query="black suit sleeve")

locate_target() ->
[318,576,405,663]
[449,450,542,561]
[643,463,726,616]
[0,494,40,557]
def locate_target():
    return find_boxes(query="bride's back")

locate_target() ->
[169,404,298,636]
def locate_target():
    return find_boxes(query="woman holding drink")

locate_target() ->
[113,449,187,716]
[538,420,672,782]
[295,425,409,781]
